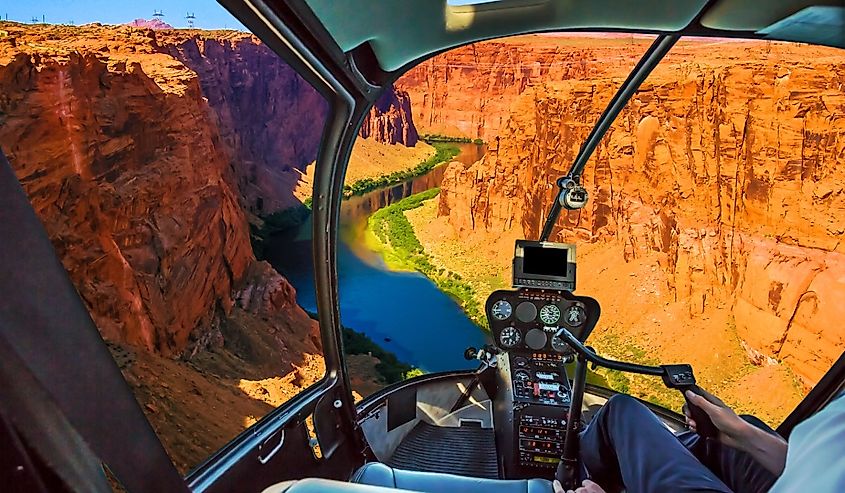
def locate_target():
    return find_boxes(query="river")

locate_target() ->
[267,143,490,372]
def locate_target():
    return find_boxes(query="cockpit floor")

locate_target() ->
[386,421,499,479]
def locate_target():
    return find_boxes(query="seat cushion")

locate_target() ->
[262,478,419,493]
[352,462,553,493]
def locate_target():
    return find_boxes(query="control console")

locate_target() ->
[510,353,571,406]
[488,240,602,479]
[517,411,567,469]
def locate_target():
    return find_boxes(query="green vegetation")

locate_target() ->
[252,143,461,260]
[604,369,631,394]
[367,188,488,329]
[421,133,484,145]
[591,332,684,412]
[343,142,460,198]
[341,326,423,384]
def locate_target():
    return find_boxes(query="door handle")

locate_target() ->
[258,429,285,465]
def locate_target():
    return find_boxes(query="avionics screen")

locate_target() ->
[533,455,560,464]
[523,246,568,277]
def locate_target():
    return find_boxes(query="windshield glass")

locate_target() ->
[281,33,658,401]
[335,34,845,423]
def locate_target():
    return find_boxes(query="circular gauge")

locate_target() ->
[512,356,529,368]
[539,304,561,325]
[564,305,586,327]
[513,369,531,383]
[515,302,538,323]
[525,328,548,350]
[490,300,513,320]
[551,335,567,353]
[499,326,521,348]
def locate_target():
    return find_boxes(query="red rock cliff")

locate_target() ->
[162,31,328,214]
[359,86,419,147]
[0,23,314,356]
[396,35,655,141]
[164,33,420,214]
[436,39,845,386]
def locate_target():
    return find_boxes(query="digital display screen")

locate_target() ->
[533,455,560,464]
[523,246,568,277]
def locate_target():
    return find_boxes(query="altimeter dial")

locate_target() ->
[491,300,513,320]
[499,326,521,348]
[539,304,561,325]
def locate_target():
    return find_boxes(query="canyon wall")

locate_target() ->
[0,22,420,357]
[360,86,419,147]
[435,39,845,386]
[0,23,320,357]
[0,25,252,355]
[396,35,656,141]
[163,31,328,214]
[163,33,419,215]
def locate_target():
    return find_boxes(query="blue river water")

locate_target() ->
[267,144,490,373]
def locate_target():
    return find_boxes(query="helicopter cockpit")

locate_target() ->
[1,1,844,493]
[347,237,717,491]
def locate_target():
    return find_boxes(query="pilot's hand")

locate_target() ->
[553,479,606,493]
[684,388,747,449]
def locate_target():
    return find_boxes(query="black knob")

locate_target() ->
[464,347,478,360]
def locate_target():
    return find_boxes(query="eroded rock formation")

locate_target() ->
[0,21,420,357]
[435,40,845,386]
[360,86,419,147]
[162,31,329,214]
[0,22,320,357]
[396,35,657,141]
[161,32,419,214]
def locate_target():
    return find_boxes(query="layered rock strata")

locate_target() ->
[0,22,419,357]
[396,34,659,141]
[435,40,845,386]
[360,86,419,147]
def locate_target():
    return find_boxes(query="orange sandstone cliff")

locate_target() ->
[429,38,845,392]
[396,35,658,141]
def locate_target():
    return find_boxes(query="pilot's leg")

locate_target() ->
[579,394,731,493]
[678,416,779,493]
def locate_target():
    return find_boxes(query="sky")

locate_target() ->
[0,0,247,30]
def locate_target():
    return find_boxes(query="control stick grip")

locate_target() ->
[660,364,718,439]
[683,385,718,439]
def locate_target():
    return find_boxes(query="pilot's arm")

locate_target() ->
[685,390,787,475]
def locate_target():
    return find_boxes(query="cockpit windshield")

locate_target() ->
[332,34,845,426]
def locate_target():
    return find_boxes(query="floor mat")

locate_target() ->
[386,421,499,479]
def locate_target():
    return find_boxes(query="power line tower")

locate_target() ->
[153,9,164,19]
[185,12,196,28]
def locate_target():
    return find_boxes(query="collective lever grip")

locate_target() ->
[660,364,718,439]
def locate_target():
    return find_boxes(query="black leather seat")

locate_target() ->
[351,462,553,493]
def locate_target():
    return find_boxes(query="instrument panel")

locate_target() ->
[486,289,597,353]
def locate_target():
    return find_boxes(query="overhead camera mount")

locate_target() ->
[538,175,589,242]
[556,177,589,211]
